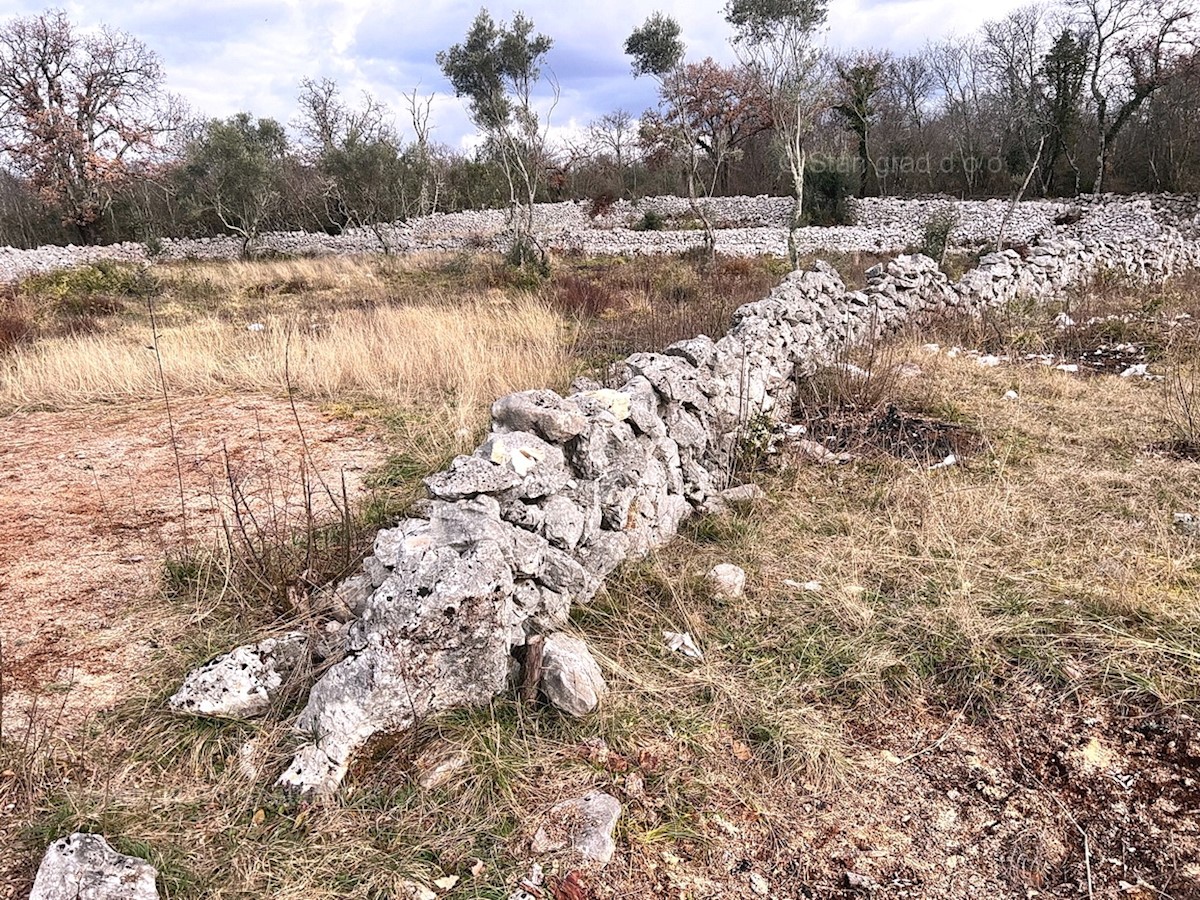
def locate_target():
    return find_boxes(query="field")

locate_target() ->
[1,251,1198,899]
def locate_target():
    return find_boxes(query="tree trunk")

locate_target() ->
[787,145,806,270]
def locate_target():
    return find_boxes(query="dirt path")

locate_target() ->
[0,396,385,737]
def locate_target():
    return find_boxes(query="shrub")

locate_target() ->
[919,204,958,267]
[19,260,159,319]
[631,209,666,232]
[1163,360,1200,455]
[143,234,165,259]
[503,235,550,282]
[21,260,157,300]
[0,309,32,351]
[653,259,702,303]
[803,159,857,226]
[588,192,617,219]
[552,274,619,318]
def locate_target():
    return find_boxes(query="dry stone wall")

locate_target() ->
[252,205,1198,796]
[3,194,1194,283]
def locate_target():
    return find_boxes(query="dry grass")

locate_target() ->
[7,277,1200,899]
[0,295,572,425]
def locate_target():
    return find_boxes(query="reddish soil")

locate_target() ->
[0,396,384,737]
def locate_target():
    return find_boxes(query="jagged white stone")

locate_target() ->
[168,632,307,719]
[707,563,747,599]
[540,633,607,716]
[30,833,159,900]
[530,791,622,867]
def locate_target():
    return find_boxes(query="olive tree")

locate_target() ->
[625,13,717,259]
[725,0,829,266]
[178,114,289,257]
[438,9,556,269]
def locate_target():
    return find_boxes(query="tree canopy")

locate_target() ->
[0,10,175,243]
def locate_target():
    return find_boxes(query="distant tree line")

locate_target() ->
[0,1,1196,252]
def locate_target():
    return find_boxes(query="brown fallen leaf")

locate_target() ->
[732,740,753,761]
[637,749,662,772]
[605,752,630,773]
[551,871,588,900]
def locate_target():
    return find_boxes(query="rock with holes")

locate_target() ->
[540,633,606,717]
[30,833,160,900]
[531,791,622,867]
[169,632,308,719]
[424,455,523,500]
[278,522,519,796]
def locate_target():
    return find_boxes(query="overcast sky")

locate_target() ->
[5,0,1033,150]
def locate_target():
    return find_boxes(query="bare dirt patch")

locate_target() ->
[0,396,384,737]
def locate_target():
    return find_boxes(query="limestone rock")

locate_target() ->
[707,563,747,599]
[531,791,622,867]
[476,431,570,499]
[169,632,307,719]
[540,634,606,716]
[413,741,471,790]
[278,538,517,796]
[424,455,522,500]
[30,833,159,900]
[719,484,765,505]
[572,388,632,421]
[492,389,587,442]
[325,573,372,622]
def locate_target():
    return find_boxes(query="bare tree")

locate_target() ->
[587,108,637,195]
[404,88,441,216]
[0,10,178,243]
[983,6,1049,187]
[928,38,993,194]
[1070,0,1197,192]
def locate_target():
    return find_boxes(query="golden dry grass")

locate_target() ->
[0,294,573,425]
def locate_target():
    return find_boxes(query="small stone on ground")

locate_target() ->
[30,833,159,900]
